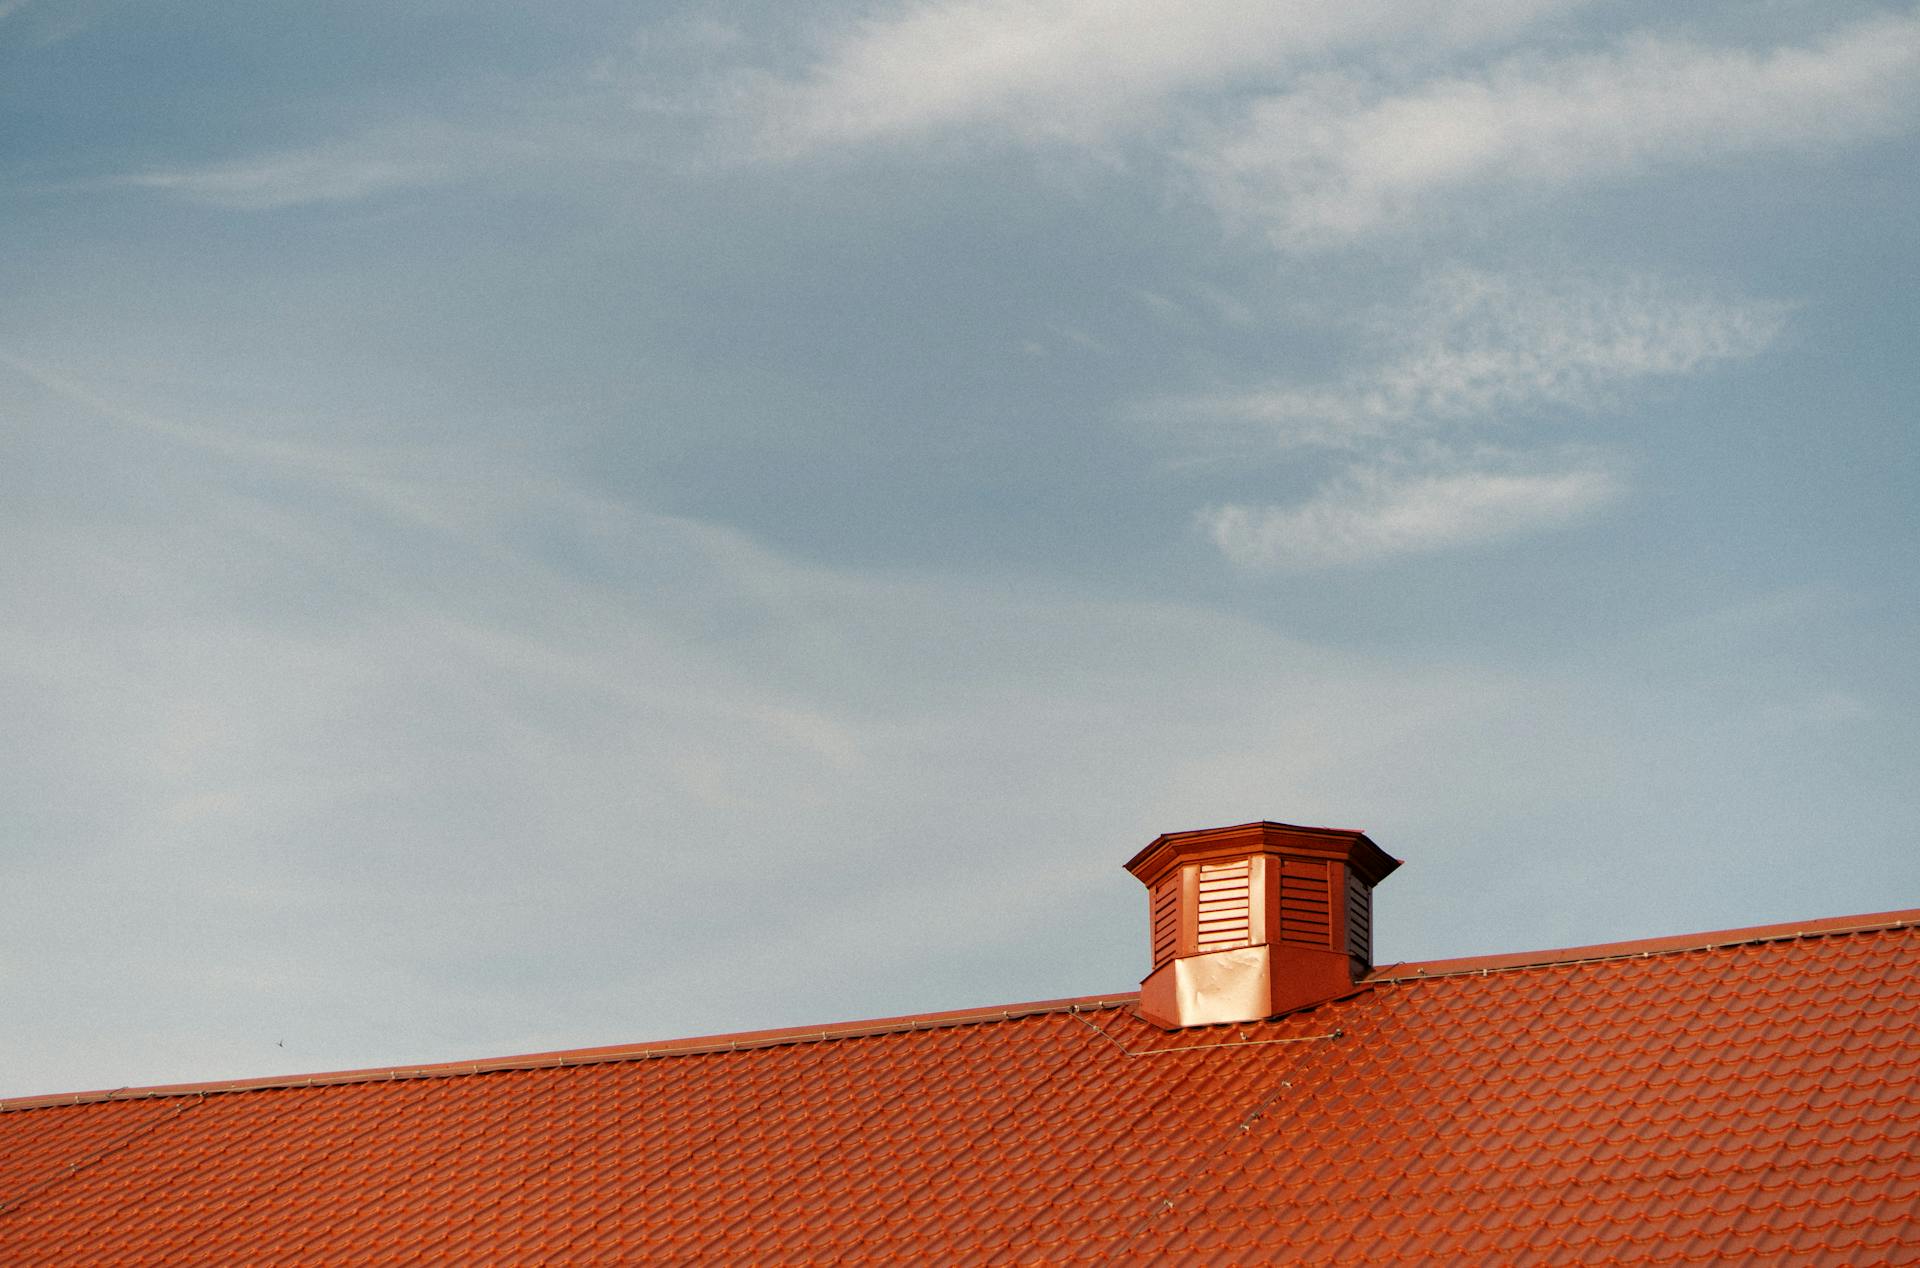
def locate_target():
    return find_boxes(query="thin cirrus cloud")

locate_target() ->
[118,140,455,211]
[745,0,1585,154]
[1189,10,1920,248]
[1155,268,1790,451]
[0,0,102,46]
[1202,458,1622,570]
[1160,267,1777,569]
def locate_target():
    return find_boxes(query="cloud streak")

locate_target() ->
[1156,267,1767,568]
[120,143,454,211]
[1189,11,1920,247]
[1202,456,1621,569]
[745,0,1584,155]
[1157,268,1789,450]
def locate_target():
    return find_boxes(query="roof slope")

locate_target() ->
[2,913,1917,1264]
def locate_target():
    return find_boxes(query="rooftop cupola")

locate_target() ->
[1125,821,1401,1029]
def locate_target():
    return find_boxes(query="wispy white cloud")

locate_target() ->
[102,93,691,211]
[744,0,1582,155]
[120,143,454,211]
[1201,453,1620,569]
[1189,11,1920,247]
[1155,267,1789,449]
[0,347,497,534]
[0,0,111,47]
[1162,266,1768,565]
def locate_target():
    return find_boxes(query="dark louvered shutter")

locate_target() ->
[1346,870,1372,977]
[1150,872,1180,968]
[1278,856,1332,949]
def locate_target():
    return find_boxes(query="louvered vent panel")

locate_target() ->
[1278,857,1332,948]
[1193,860,1252,952]
[1150,874,1181,968]
[1346,871,1372,973]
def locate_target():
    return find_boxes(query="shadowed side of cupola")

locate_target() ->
[1125,821,1401,1029]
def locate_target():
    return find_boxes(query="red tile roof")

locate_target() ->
[3,909,1917,1264]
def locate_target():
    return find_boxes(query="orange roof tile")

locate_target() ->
[2,910,1917,1264]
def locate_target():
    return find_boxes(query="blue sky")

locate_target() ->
[4,0,1917,1098]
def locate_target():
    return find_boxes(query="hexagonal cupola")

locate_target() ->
[1125,821,1400,1029]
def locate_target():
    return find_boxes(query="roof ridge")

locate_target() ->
[0,993,1142,1114]
[1368,906,1920,984]
[9,906,1914,1115]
